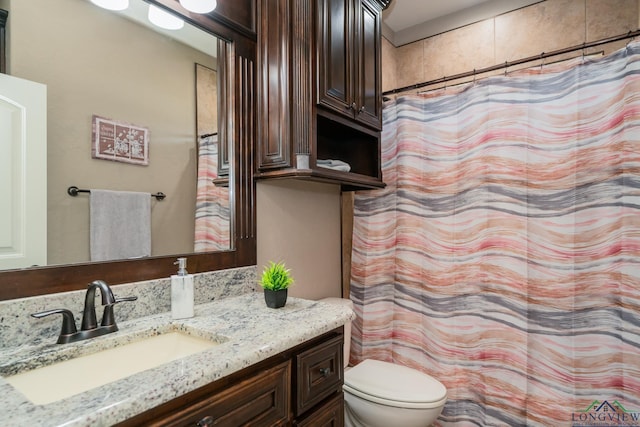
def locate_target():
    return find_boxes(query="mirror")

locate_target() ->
[1,0,232,270]
[0,0,257,301]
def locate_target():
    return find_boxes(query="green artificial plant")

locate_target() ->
[259,261,294,291]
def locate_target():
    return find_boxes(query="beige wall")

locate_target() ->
[5,0,216,265]
[257,181,342,300]
[381,36,399,94]
[383,0,639,94]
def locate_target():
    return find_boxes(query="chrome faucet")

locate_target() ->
[32,280,137,344]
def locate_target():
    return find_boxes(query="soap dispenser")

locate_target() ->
[171,257,194,319]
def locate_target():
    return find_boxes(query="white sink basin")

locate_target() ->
[4,331,221,405]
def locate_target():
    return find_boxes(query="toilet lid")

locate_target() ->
[344,359,447,405]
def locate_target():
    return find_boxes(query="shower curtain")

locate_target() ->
[194,134,230,251]
[351,42,640,426]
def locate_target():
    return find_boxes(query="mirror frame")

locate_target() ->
[0,0,256,301]
[0,8,6,73]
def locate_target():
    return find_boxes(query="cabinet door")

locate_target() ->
[317,0,355,118]
[354,0,382,129]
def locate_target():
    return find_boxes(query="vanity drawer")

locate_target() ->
[295,334,343,416]
[294,392,344,427]
[159,360,290,427]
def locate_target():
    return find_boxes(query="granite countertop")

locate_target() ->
[0,293,354,427]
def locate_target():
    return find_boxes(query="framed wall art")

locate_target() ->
[91,115,149,165]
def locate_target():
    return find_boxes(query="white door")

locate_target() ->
[0,73,47,269]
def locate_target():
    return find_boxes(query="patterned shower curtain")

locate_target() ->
[351,42,640,426]
[194,134,230,251]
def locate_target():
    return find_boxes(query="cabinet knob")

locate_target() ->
[348,102,357,110]
[197,415,215,427]
[319,367,331,377]
[359,106,366,113]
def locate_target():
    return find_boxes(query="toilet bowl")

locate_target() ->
[320,298,447,427]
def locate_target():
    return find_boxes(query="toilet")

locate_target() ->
[321,298,447,427]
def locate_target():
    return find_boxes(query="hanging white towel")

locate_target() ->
[90,189,151,262]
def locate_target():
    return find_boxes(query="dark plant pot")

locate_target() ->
[264,288,288,308]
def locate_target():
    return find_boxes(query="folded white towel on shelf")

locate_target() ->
[317,159,351,172]
[90,189,151,262]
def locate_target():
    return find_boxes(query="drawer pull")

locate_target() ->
[319,367,331,377]
[197,415,215,427]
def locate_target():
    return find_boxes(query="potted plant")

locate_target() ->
[259,261,294,308]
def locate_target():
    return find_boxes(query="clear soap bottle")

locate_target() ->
[171,257,194,319]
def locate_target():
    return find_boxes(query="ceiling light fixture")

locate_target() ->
[148,5,185,30]
[90,0,129,11]
[179,0,217,14]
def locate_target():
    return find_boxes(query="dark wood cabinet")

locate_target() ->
[355,0,383,128]
[295,393,344,427]
[295,334,343,416]
[317,0,383,130]
[156,361,290,427]
[255,0,390,191]
[117,328,344,427]
[317,0,351,121]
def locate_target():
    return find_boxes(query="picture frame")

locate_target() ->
[91,115,149,165]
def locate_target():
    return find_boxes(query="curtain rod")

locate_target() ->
[383,29,640,96]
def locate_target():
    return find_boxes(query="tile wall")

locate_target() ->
[382,0,640,94]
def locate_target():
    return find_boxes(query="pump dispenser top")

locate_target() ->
[174,257,188,276]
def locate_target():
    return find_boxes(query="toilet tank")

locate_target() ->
[320,297,353,368]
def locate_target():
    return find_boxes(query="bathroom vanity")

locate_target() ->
[119,327,344,426]
[0,292,353,426]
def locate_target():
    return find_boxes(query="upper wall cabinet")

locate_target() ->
[256,0,391,191]
[318,0,382,130]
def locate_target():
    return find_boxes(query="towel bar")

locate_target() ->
[67,186,166,201]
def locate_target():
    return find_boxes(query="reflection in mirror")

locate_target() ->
[0,0,232,271]
[195,63,230,251]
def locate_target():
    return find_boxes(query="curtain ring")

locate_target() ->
[540,52,545,69]
[626,31,636,49]
[504,61,508,76]
[473,69,476,85]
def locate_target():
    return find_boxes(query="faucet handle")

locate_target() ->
[100,296,138,328]
[115,296,138,303]
[31,309,78,344]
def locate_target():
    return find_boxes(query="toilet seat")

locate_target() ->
[343,359,447,410]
